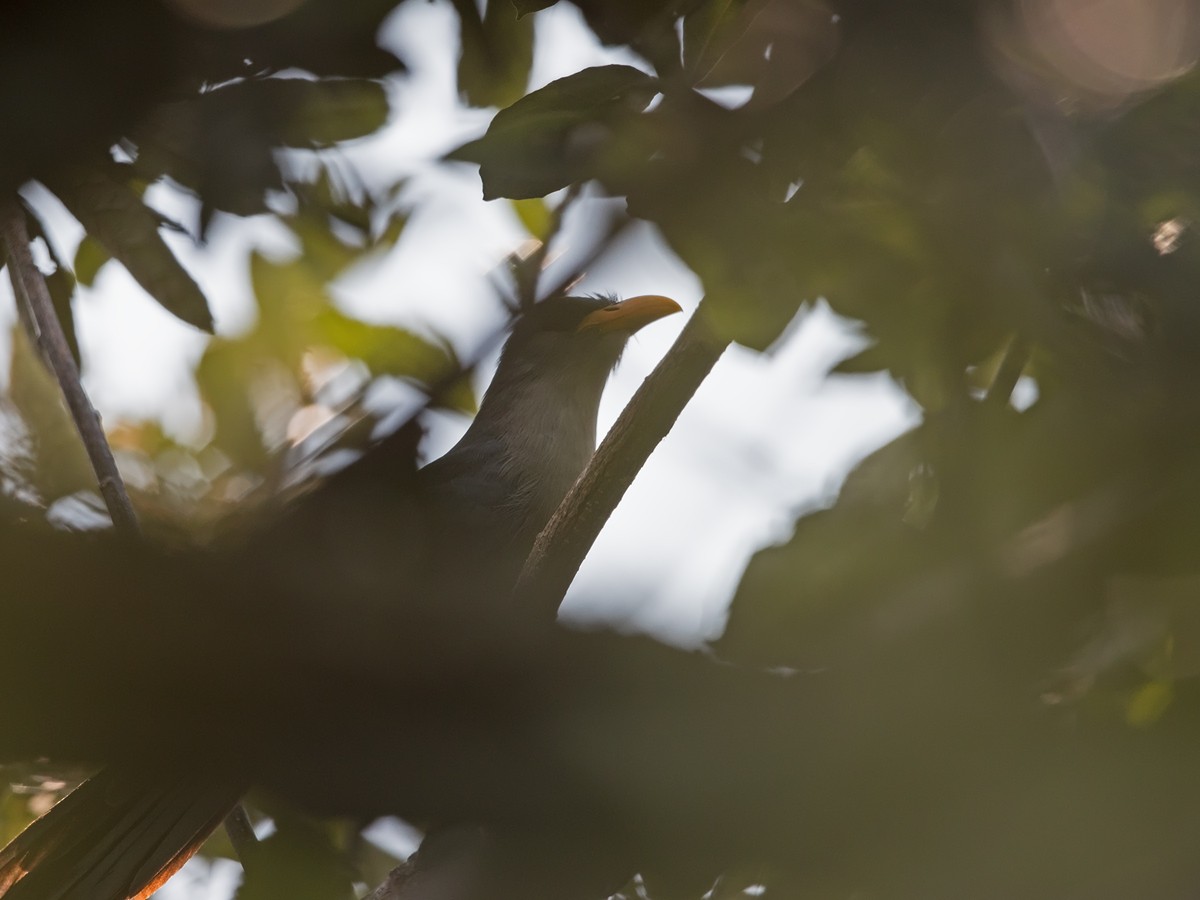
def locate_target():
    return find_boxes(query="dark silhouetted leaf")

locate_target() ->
[130,78,388,219]
[236,818,355,900]
[46,166,214,332]
[285,79,390,147]
[457,0,535,109]
[683,0,834,106]
[512,0,558,16]
[448,64,658,199]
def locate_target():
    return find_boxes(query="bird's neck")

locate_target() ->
[466,353,612,513]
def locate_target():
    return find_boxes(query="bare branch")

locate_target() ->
[984,333,1032,410]
[513,183,583,310]
[1,196,141,536]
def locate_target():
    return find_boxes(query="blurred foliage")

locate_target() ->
[449,64,660,199]
[5,0,1200,897]
[454,0,535,108]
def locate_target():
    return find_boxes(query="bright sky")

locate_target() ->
[3,2,920,897]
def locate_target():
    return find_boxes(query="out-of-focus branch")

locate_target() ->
[984,334,1032,409]
[516,299,729,615]
[512,183,582,309]
[0,196,141,536]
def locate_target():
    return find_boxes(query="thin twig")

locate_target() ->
[1,197,140,535]
[363,860,417,900]
[516,298,730,615]
[222,803,259,858]
[984,334,1032,409]
[513,183,582,309]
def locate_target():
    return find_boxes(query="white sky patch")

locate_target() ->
[561,302,919,643]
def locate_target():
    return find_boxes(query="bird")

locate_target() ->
[0,292,682,900]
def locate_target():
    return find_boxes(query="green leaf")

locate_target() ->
[288,211,364,283]
[432,371,478,415]
[7,326,96,503]
[511,197,551,237]
[235,818,356,900]
[315,309,465,402]
[72,235,111,287]
[46,165,214,332]
[1125,679,1173,728]
[457,0,535,109]
[448,64,658,199]
[285,78,390,147]
[195,341,274,469]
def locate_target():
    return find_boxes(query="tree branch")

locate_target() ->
[1,197,141,536]
[984,333,1032,409]
[515,298,729,615]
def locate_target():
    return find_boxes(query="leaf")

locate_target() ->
[682,0,740,77]
[235,818,356,900]
[832,343,890,375]
[288,211,365,283]
[195,342,271,469]
[72,235,111,287]
[448,64,658,199]
[7,326,96,503]
[46,165,214,332]
[685,0,834,106]
[1125,679,1173,728]
[717,427,927,668]
[129,78,388,219]
[512,0,557,15]
[372,209,408,249]
[315,310,468,408]
[285,78,390,147]
[512,197,552,237]
[570,0,687,48]
[457,0,535,109]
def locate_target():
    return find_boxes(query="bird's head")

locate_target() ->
[493,294,683,393]
[467,292,681,486]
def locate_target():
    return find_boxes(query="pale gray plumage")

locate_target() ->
[417,293,681,588]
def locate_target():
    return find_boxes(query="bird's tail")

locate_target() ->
[0,764,242,900]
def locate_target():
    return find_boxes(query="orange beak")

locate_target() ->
[576,295,682,334]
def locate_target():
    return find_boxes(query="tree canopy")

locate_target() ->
[4,1,1200,898]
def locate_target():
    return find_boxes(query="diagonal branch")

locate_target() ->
[1,197,141,536]
[516,298,729,616]
[983,333,1032,409]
